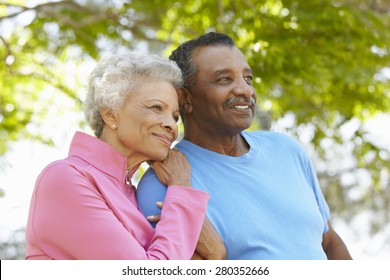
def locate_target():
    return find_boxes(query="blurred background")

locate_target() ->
[0,0,389,259]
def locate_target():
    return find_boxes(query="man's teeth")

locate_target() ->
[234,105,249,110]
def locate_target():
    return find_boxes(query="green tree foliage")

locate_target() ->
[0,0,389,235]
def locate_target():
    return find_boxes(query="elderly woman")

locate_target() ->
[25,52,217,260]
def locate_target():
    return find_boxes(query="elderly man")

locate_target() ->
[137,32,352,260]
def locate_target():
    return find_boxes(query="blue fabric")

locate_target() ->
[137,131,330,259]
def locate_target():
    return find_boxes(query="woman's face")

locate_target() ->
[114,79,180,164]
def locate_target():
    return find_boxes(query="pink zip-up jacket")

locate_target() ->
[25,131,209,260]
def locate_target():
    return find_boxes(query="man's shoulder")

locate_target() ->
[174,131,304,156]
[244,130,294,142]
[245,130,305,151]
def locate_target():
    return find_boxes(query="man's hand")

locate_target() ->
[192,217,227,260]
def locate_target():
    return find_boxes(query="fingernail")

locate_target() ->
[156,201,163,207]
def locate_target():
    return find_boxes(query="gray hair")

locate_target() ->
[83,51,183,137]
[170,32,235,88]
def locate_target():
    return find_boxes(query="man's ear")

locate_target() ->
[178,87,192,114]
[100,107,118,129]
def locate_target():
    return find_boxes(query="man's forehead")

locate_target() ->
[193,45,239,58]
[193,45,251,73]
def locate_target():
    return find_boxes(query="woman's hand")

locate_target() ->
[149,149,191,187]
[146,201,163,223]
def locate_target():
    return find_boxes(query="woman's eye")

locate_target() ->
[151,105,163,111]
[173,114,179,122]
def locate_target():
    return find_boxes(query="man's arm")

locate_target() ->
[191,217,227,260]
[322,221,352,260]
[147,206,226,260]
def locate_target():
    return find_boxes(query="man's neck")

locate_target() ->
[183,128,249,157]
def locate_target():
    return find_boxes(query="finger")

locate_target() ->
[156,201,163,209]
[146,214,161,222]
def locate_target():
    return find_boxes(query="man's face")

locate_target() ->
[187,45,257,136]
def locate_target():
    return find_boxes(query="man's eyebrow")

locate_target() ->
[213,69,231,75]
[243,67,253,74]
[213,68,253,75]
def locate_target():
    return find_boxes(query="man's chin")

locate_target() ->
[232,122,253,133]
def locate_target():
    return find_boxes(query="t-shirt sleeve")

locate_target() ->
[305,156,330,232]
[291,139,331,233]
[136,167,169,228]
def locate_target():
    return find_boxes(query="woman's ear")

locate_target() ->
[100,107,118,129]
[178,88,192,114]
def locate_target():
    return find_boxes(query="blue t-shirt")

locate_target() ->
[137,131,330,259]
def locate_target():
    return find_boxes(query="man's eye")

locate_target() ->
[244,76,253,84]
[217,77,231,82]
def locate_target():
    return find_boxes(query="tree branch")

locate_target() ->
[0,0,76,20]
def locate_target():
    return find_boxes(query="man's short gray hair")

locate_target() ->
[83,51,183,137]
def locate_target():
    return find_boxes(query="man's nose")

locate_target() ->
[232,77,255,98]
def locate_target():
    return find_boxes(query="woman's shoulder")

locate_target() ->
[34,158,89,191]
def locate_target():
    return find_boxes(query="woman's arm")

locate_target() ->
[27,161,208,260]
[147,207,226,260]
[149,150,226,260]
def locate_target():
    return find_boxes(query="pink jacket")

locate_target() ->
[25,131,209,260]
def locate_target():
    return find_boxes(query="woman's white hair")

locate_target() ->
[83,51,183,137]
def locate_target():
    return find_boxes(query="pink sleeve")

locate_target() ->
[27,162,209,259]
[149,186,209,259]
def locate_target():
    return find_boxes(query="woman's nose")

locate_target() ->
[162,115,178,133]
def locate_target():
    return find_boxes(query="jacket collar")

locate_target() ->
[68,131,135,183]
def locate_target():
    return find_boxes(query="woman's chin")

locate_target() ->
[151,151,170,162]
